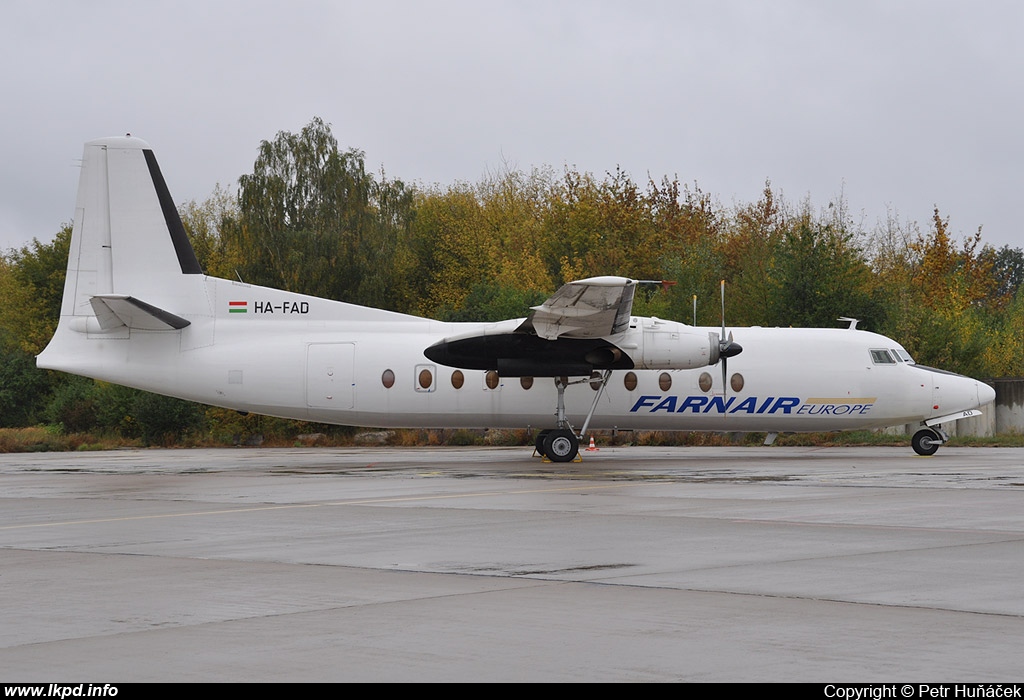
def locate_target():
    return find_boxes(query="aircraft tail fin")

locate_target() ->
[57,135,205,322]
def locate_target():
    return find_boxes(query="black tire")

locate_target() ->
[534,430,552,457]
[912,429,940,456]
[544,429,579,463]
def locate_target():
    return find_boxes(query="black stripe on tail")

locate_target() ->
[143,149,203,275]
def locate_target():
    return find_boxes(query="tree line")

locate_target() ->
[2,117,1022,442]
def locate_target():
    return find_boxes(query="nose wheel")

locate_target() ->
[911,428,944,456]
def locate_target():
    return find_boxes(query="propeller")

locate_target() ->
[717,279,742,394]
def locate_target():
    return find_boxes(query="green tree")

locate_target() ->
[769,213,882,329]
[226,117,415,311]
[0,228,72,427]
[720,182,784,325]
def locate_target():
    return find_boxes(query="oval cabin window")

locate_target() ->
[485,370,500,390]
[381,369,395,389]
[451,370,464,389]
[623,372,638,391]
[418,369,433,390]
[520,376,534,390]
[659,372,672,392]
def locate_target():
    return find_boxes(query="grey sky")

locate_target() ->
[2,0,1021,254]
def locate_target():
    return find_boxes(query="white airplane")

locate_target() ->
[37,136,996,461]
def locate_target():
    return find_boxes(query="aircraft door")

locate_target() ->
[306,343,355,409]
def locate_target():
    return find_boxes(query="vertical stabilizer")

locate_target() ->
[59,136,204,320]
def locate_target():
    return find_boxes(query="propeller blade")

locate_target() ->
[720,279,726,340]
[716,281,743,395]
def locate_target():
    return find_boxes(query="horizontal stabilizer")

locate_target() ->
[89,294,191,331]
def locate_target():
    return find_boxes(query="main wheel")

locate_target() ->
[534,429,552,457]
[912,429,941,456]
[543,429,579,463]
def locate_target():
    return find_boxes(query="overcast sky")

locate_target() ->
[2,0,1021,255]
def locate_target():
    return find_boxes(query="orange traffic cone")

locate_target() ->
[585,435,598,451]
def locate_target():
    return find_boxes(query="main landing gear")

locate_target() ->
[911,426,948,456]
[534,372,612,463]
[534,428,579,462]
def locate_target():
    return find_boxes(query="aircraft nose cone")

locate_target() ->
[979,380,996,406]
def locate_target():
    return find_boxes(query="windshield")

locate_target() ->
[890,347,914,364]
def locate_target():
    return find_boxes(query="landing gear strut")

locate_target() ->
[535,372,612,463]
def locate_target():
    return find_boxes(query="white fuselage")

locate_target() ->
[39,274,991,434]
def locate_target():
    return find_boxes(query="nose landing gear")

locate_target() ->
[911,427,947,456]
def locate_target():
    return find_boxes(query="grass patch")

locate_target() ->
[0,427,139,453]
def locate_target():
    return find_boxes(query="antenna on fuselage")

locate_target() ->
[838,317,859,330]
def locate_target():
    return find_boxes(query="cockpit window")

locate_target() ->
[891,348,914,364]
[870,349,896,364]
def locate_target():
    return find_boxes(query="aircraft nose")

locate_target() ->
[978,380,996,406]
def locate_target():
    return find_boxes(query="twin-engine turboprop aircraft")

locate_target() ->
[37,136,995,461]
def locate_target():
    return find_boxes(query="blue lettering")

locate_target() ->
[756,397,775,414]
[704,395,736,413]
[731,397,758,414]
[677,396,708,413]
[652,396,678,412]
[630,396,660,413]
[768,397,800,414]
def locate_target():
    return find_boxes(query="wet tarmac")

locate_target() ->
[2,445,1023,681]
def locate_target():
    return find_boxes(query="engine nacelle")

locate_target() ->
[617,318,720,370]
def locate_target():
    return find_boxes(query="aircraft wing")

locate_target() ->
[424,277,639,376]
[517,276,637,340]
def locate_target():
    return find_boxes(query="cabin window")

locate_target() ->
[418,368,433,390]
[698,372,712,392]
[730,373,745,393]
[520,376,534,390]
[451,370,464,389]
[589,371,603,390]
[381,369,395,388]
[623,372,638,391]
[870,349,896,364]
[485,370,500,390]
[659,372,672,391]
